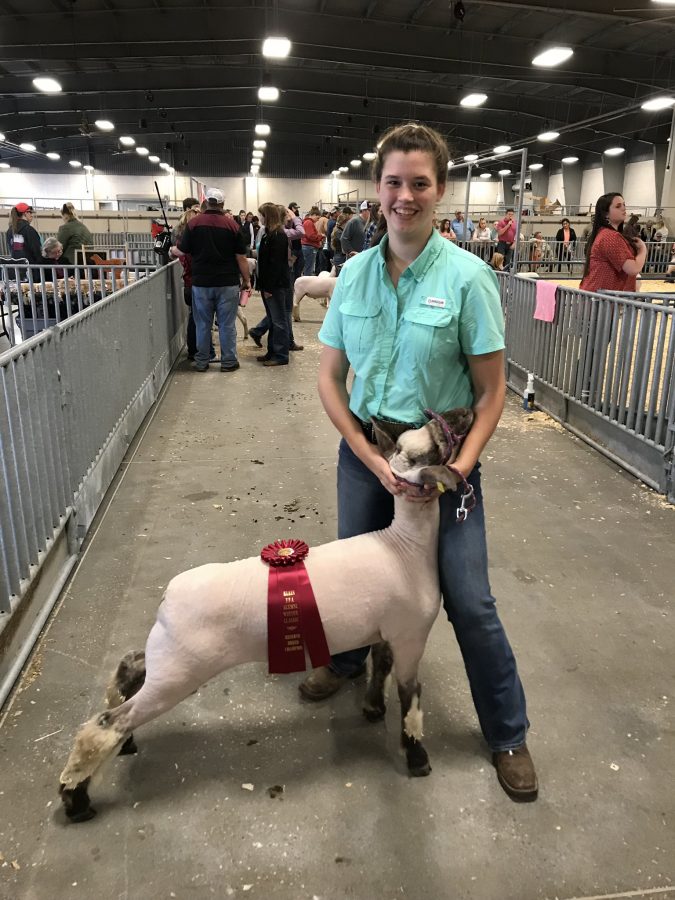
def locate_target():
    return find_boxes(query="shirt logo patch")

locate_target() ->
[424,296,447,309]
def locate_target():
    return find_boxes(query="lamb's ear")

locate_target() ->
[418,465,460,493]
[370,418,397,457]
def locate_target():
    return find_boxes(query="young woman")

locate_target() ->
[579,193,646,293]
[256,202,291,366]
[554,217,577,273]
[438,218,457,241]
[57,203,93,264]
[473,217,492,241]
[7,202,42,266]
[298,122,537,803]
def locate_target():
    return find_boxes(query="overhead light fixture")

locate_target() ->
[136,146,149,155]
[258,86,280,101]
[119,136,135,146]
[33,76,62,93]
[363,152,377,161]
[561,156,579,164]
[149,155,160,162]
[493,144,511,154]
[498,168,512,175]
[0,163,9,169]
[604,147,625,156]
[252,150,264,158]
[262,37,291,58]
[69,160,82,167]
[651,1,675,4]
[46,151,61,160]
[95,119,115,131]
[538,130,560,141]
[83,164,94,172]
[159,162,170,170]
[532,47,573,67]
[253,140,267,149]
[480,172,492,179]
[339,166,349,172]
[447,160,454,168]
[20,142,37,152]
[350,159,362,167]
[529,162,544,170]
[463,153,479,161]
[331,169,340,175]
[166,166,175,174]
[460,93,488,108]
[0,133,5,141]
[641,96,675,111]
[255,123,271,136]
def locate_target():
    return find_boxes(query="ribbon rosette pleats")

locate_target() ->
[261,539,330,674]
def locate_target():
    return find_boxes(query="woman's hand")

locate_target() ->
[365,449,436,502]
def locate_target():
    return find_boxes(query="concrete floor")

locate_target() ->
[1,293,674,900]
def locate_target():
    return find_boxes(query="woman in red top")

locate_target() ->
[580,193,646,293]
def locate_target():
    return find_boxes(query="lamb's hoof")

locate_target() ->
[119,735,137,755]
[406,743,432,777]
[60,780,96,822]
[292,306,301,322]
[362,702,386,722]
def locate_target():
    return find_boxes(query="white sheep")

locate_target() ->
[58,408,473,822]
[292,270,337,321]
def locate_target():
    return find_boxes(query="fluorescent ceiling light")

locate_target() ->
[255,123,271,136]
[463,153,479,161]
[262,37,291,58]
[69,160,82,167]
[538,130,560,141]
[447,160,454,168]
[460,93,487,107]
[253,140,267,149]
[604,147,625,156]
[651,1,675,5]
[95,119,115,131]
[498,168,512,175]
[0,163,9,169]
[641,96,675,111]
[338,166,349,172]
[83,164,94,171]
[480,172,492,178]
[19,142,37,152]
[350,159,362,167]
[258,86,280,101]
[331,169,340,175]
[119,136,135,146]
[148,155,160,162]
[252,150,264,158]
[363,152,376,161]
[159,162,170,170]
[562,156,579,164]
[493,144,511,154]
[529,162,544,170]
[532,47,573,67]
[0,133,5,142]
[136,146,149,155]
[46,152,60,160]
[33,76,62,93]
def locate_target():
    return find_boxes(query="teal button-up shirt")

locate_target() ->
[318,229,505,425]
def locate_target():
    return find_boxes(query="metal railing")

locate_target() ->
[0,231,156,257]
[0,261,185,707]
[1,262,158,347]
[499,273,675,502]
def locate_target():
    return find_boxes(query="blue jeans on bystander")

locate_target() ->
[191,284,240,368]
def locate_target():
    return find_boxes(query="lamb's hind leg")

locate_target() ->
[363,641,393,722]
[391,640,431,777]
[105,650,146,755]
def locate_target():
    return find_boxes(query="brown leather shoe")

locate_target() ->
[298,665,366,701]
[289,343,304,351]
[492,744,538,802]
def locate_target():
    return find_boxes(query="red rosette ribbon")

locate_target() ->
[261,539,309,567]
[261,538,329,674]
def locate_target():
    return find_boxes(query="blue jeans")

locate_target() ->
[250,268,297,346]
[329,438,529,752]
[302,246,317,276]
[191,284,239,367]
[261,288,290,363]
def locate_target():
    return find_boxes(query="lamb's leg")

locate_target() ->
[363,641,393,722]
[105,650,146,755]
[292,296,302,322]
[398,679,431,777]
[237,308,249,339]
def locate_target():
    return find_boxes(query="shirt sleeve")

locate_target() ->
[317,273,347,350]
[458,264,505,356]
[602,230,633,274]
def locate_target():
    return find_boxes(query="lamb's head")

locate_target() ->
[372,407,474,491]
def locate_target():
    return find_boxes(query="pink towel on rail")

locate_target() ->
[533,280,557,322]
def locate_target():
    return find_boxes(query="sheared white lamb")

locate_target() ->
[292,270,336,321]
[58,408,473,823]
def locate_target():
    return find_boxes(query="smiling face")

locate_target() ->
[376,150,445,246]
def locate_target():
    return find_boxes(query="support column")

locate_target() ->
[657,109,675,219]
[602,155,625,195]
[562,162,583,215]
[244,177,259,214]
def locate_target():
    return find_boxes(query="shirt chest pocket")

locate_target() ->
[339,299,383,365]
[402,305,457,364]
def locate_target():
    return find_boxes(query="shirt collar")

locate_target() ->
[377,229,444,282]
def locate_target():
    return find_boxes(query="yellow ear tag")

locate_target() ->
[436,481,446,494]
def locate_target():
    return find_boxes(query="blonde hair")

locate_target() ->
[489,252,505,270]
[61,202,78,221]
[371,122,450,186]
[258,202,283,233]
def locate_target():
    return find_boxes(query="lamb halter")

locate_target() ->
[392,409,476,522]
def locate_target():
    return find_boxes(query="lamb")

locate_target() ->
[292,270,337,321]
[58,407,474,823]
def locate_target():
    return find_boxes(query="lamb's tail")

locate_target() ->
[105,650,146,708]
